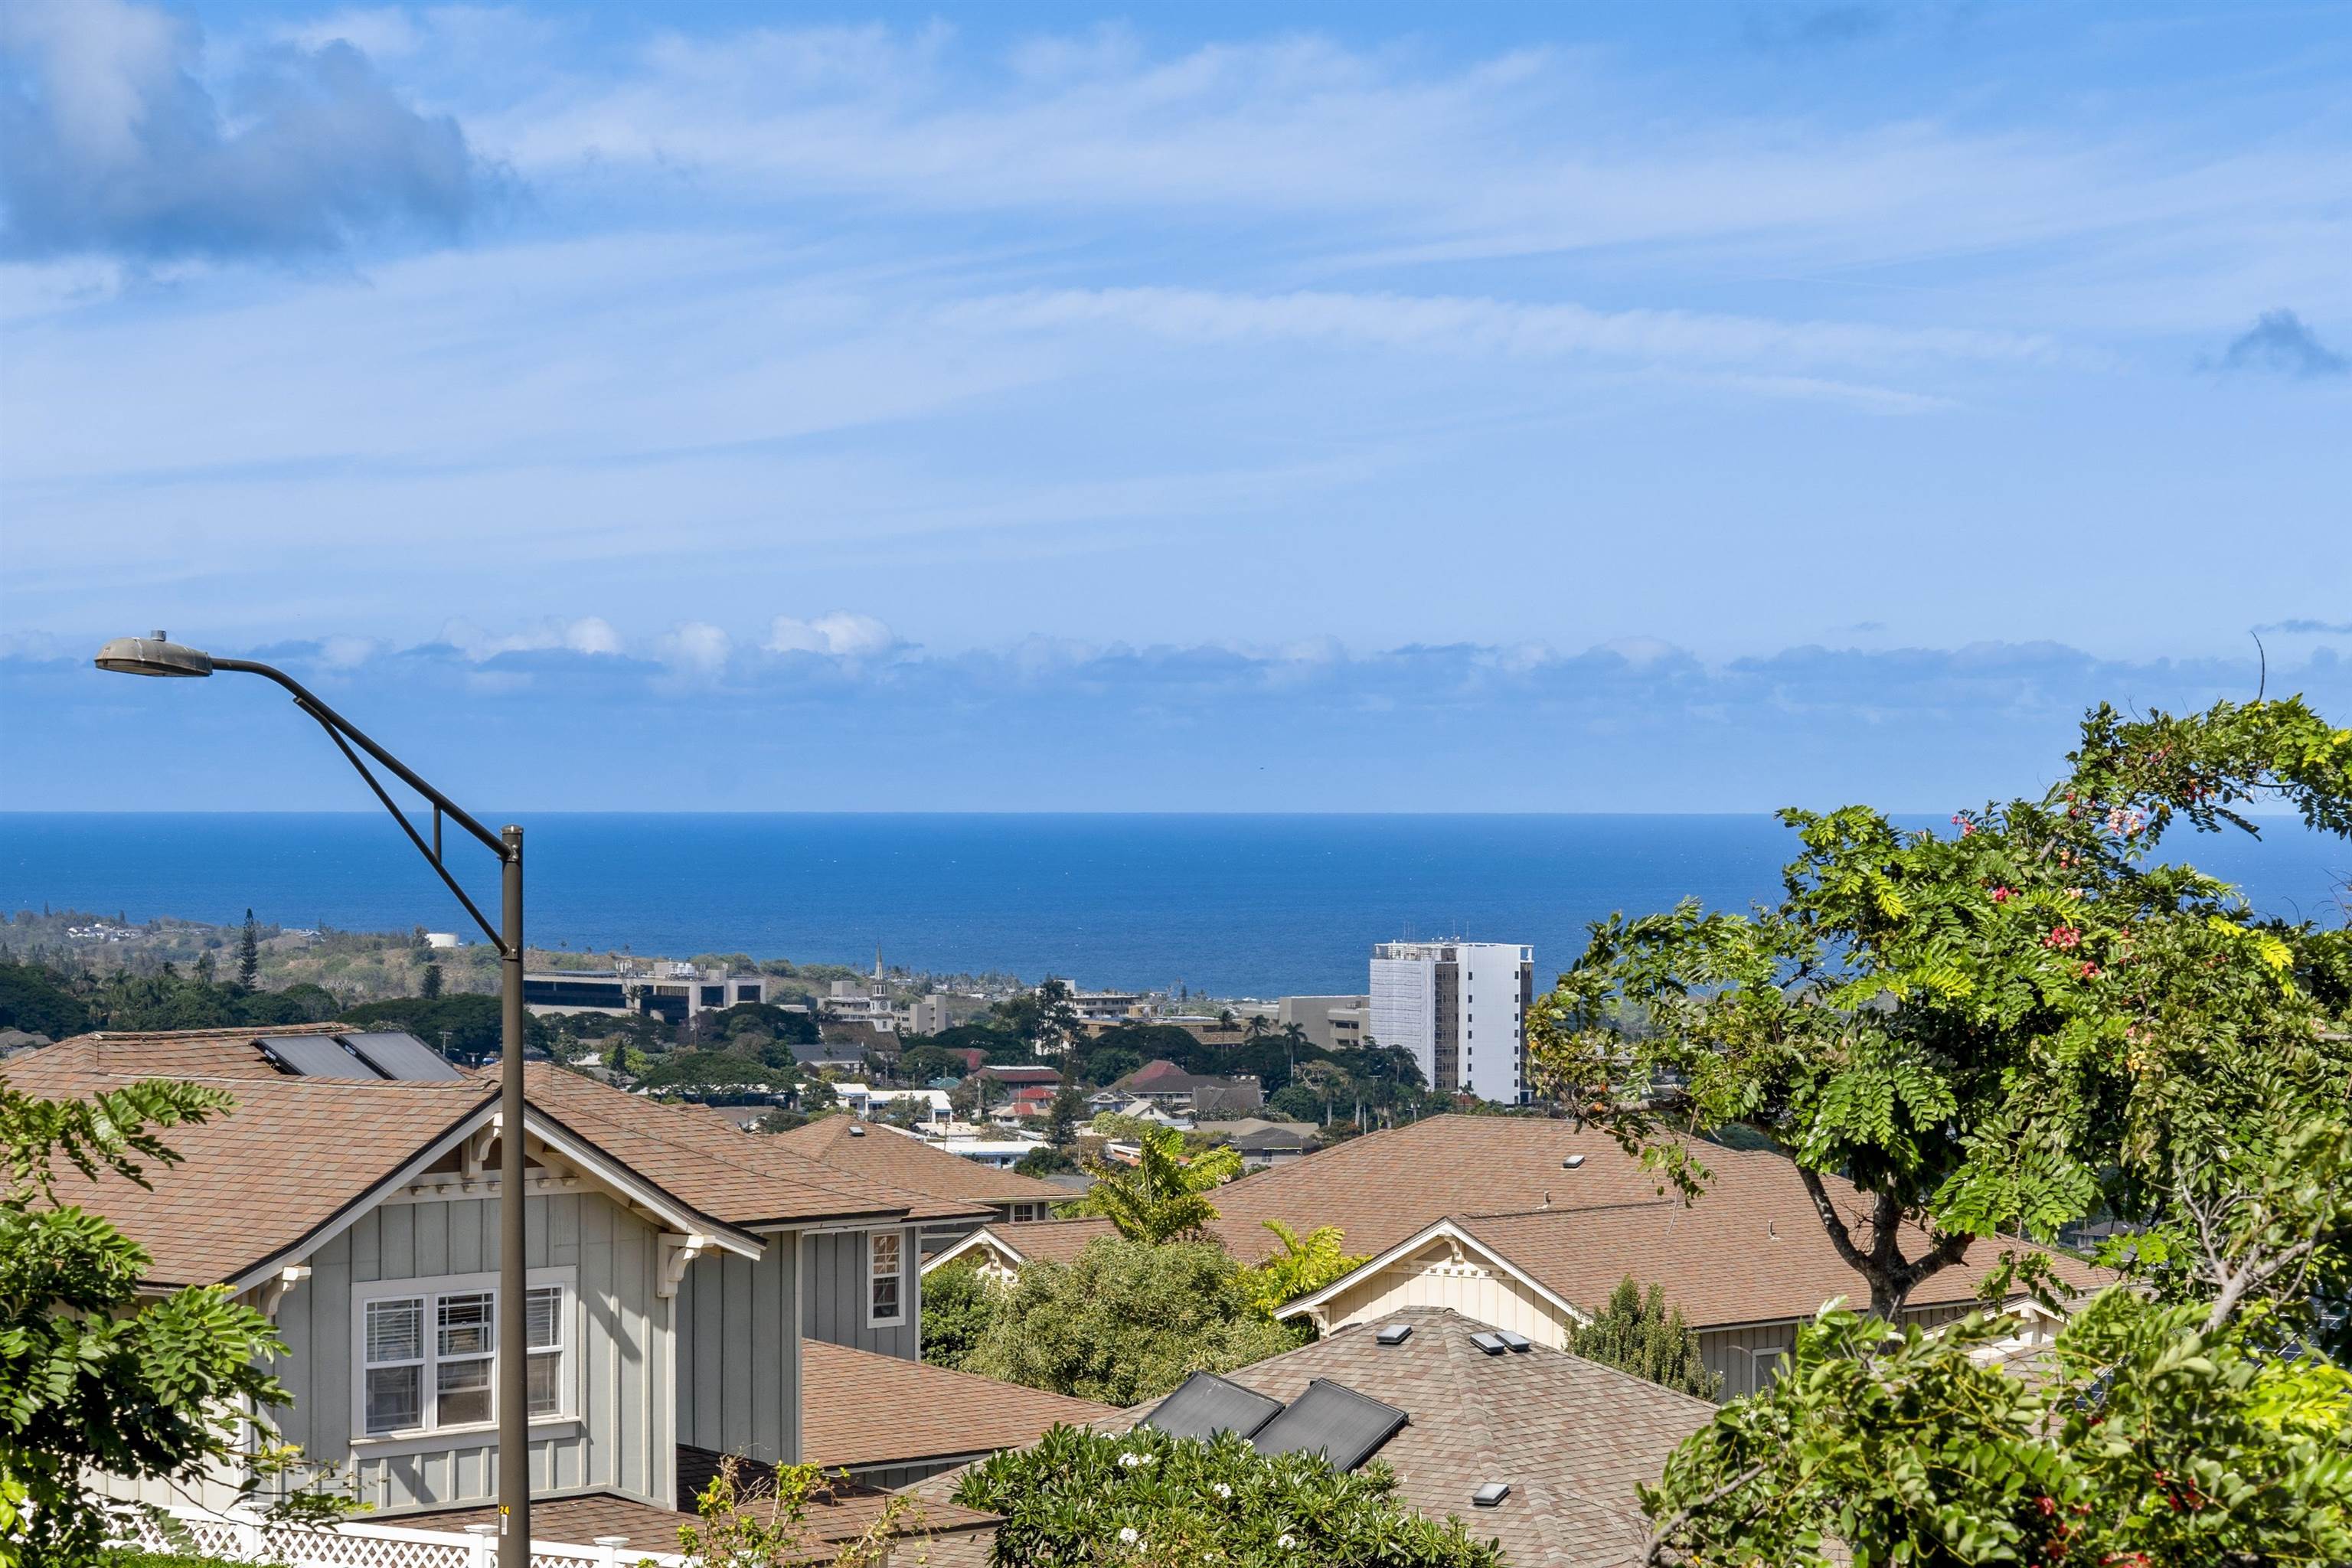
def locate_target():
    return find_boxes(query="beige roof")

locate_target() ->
[800,1341,1117,1472]
[524,1068,991,1229]
[771,1116,1069,1209]
[1169,1307,1715,1568]
[904,1307,1713,1568]
[3,1049,490,1288]
[961,1115,2106,1326]
[413,1469,998,1560]
[5,1030,989,1286]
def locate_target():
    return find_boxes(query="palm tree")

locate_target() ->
[1063,1125,1243,1243]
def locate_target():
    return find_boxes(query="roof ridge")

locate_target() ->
[1454,1197,1679,1223]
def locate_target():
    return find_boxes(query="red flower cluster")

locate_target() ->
[2044,926,2082,950]
[1991,886,2015,903]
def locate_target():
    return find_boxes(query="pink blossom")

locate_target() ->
[1991,887,2014,903]
[2044,926,2082,950]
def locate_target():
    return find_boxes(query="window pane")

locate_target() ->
[436,1357,493,1427]
[364,1364,421,1435]
[871,1275,900,1321]
[365,1298,423,1364]
[525,1285,562,1350]
[439,1292,495,1357]
[870,1233,900,1276]
[527,1349,563,1417]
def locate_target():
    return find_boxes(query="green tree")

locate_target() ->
[1233,1220,1369,1319]
[234,910,260,992]
[963,1238,1294,1405]
[1642,1122,2352,1568]
[419,957,443,999]
[1060,1123,1243,1243]
[1529,696,2352,1319]
[1045,1079,1085,1148]
[0,961,92,1041]
[921,1259,1001,1370]
[1567,1278,1721,1400]
[0,1072,342,1563]
[956,1424,1504,1568]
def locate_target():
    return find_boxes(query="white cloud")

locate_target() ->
[763,612,899,659]
[946,286,2054,373]
[438,616,622,661]
[661,620,730,672]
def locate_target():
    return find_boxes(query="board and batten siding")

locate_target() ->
[673,1236,801,1466]
[270,1189,674,1514]
[802,1226,923,1361]
[1315,1249,1577,1351]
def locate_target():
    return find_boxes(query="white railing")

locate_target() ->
[114,1502,686,1568]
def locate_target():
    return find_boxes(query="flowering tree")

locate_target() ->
[1527,696,2352,1319]
[955,1424,1502,1567]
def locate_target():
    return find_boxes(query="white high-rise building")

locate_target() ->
[1368,941,1534,1104]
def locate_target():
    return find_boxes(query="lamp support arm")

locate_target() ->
[211,658,512,954]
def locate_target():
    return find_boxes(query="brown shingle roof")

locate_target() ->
[523,1067,990,1229]
[412,1474,998,1560]
[1452,1168,2108,1326]
[4,1063,492,1288]
[771,1116,1069,1209]
[1187,1308,1715,1568]
[800,1341,1118,1472]
[963,1116,2107,1328]
[907,1308,1713,1568]
[5,1031,990,1285]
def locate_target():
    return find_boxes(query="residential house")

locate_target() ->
[11,1025,1008,1540]
[768,1115,1070,1254]
[1109,1058,1264,1118]
[924,1113,2105,1399]
[1194,1116,1321,1168]
[972,1063,1061,1092]
[909,1306,1717,1568]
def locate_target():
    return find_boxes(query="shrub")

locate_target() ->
[955,1423,1503,1567]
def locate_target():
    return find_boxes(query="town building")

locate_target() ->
[1276,994,1370,1051]
[769,1116,1069,1250]
[1368,940,1534,1103]
[523,960,766,1025]
[1104,1058,1264,1118]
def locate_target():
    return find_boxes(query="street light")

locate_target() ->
[96,632,534,1566]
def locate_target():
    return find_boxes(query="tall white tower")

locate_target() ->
[1368,940,1534,1105]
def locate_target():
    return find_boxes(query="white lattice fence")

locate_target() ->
[116,1504,684,1568]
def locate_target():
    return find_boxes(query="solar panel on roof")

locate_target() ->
[1468,1331,1510,1356]
[1143,1371,1283,1442]
[1472,1482,1511,1508]
[1495,1330,1533,1353]
[259,1034,385,1080]
[1248,1379,1408,1472]
[1375,1322,1414,1346]
[338,1031,463,1081]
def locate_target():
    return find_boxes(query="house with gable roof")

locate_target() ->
[7,1024,1073,1550]
[924,1114,2107,1400]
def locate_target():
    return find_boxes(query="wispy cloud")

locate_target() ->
[2210,309,2350,380]
[8,631,2343,812]
[0,0,496,260]
[950,287,2056,372]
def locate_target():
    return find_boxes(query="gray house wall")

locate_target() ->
[802,1226,923,1361]
[272,1189,675,1514]
[674,1236,802,1467]
[1700,1298,1987,1401]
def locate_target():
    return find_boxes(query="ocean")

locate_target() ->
[3,813,2346,998]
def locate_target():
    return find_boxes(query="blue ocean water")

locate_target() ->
[3,813,2346,998]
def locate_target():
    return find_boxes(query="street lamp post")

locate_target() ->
[96,632,534,1567]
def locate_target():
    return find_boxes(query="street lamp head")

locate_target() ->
[94,632,214,678]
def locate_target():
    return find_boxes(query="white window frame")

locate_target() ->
[351,1267,577,1443]
[866,1230,906,1328]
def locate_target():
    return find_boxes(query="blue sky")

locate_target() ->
[2,0,2347,811]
